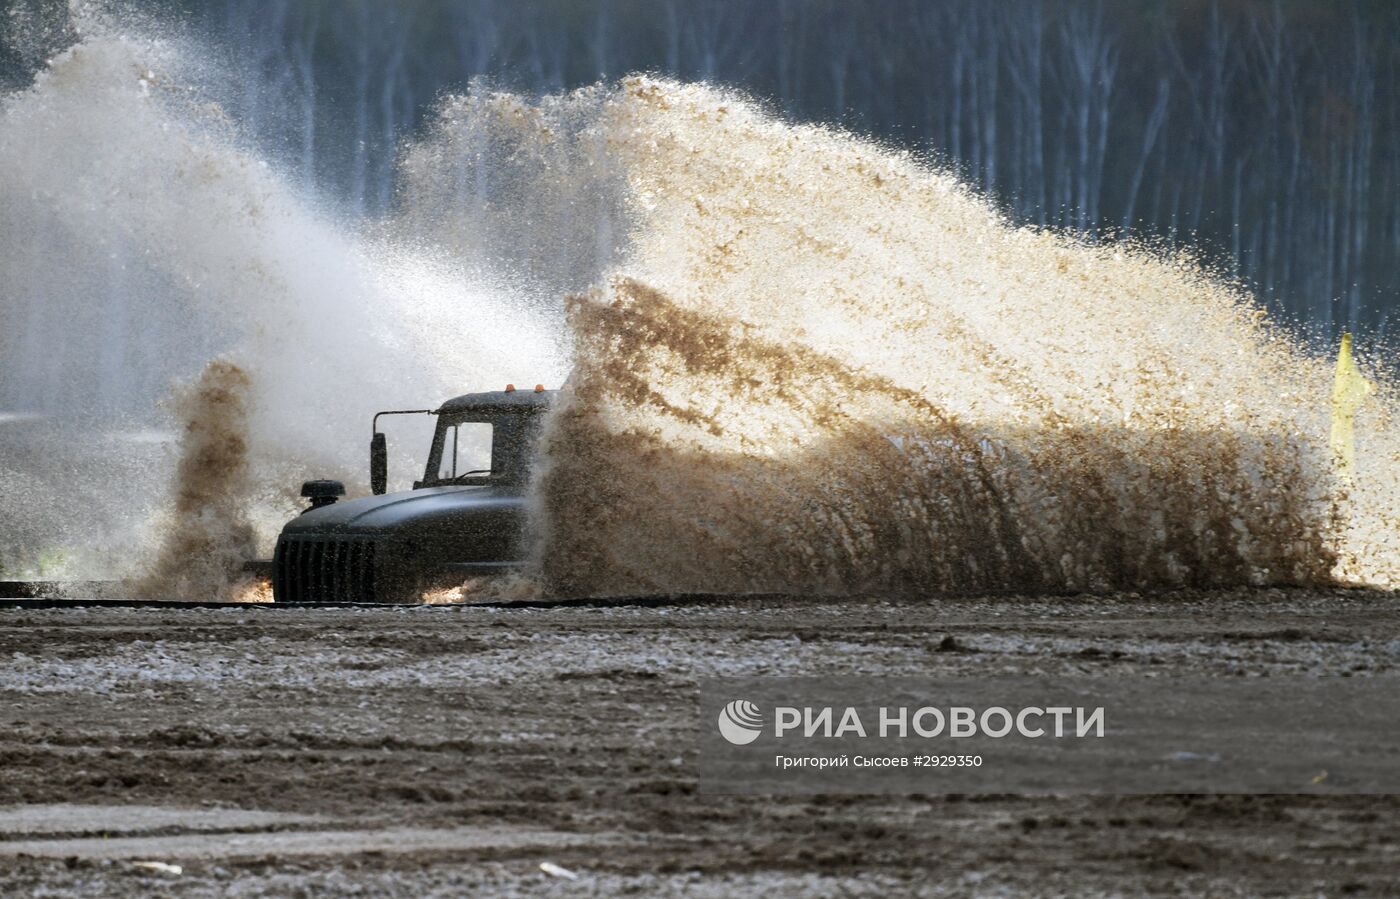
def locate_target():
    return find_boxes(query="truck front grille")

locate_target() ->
[273,536,378,603]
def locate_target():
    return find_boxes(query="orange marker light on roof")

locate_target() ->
[535,384,545,393]
[504,383,515,392]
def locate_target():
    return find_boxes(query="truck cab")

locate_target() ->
[271,386,555,603]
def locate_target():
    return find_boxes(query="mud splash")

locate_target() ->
[537,279,1335,595]
[421,574,542,605]
[520,77,1399,595]
[131,360,259,600]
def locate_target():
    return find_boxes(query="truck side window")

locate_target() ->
[437,422,493,480]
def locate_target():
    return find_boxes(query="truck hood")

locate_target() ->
[280,485,526,535]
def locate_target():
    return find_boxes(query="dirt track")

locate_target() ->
[2,587,1399,896]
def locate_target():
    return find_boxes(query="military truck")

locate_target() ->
[271,384,554,603]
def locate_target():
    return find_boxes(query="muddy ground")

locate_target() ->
[1,587,1398,896]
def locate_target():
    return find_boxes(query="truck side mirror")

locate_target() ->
[370,432,387,495]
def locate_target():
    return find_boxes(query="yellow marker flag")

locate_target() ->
[1330,332,1374,481]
